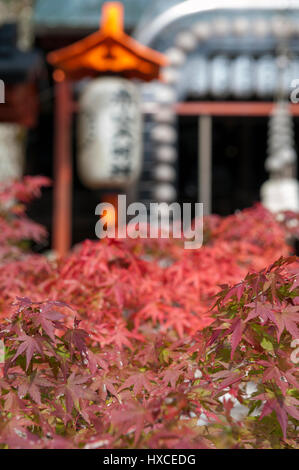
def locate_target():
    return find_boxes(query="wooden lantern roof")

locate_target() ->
[47,2,167,81]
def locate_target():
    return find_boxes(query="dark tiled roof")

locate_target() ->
[0,49,43,84]
[0,24,43,83]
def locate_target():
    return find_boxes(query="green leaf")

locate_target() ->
[261,338,274,351]
[159,348,170,364]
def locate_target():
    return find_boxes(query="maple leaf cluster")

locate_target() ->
[0,178,297,449]
[0,176,50,263]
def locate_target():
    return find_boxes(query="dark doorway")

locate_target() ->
[178,115,271,215]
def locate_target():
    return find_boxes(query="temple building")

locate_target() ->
[1,0,299,250]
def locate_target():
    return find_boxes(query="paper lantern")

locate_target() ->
[261,178,299,213]
[210,55,230,98]
[256,55,278,97]
[0,123,25,183]
[78,77,142,189]
[154,184,177,202]
[231,56,254,98]
[165,48,186,67]
[175,31,197,52]
[154,164,176,182]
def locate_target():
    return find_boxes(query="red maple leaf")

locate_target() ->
[110,401,154,445]
[90,373,119,401]
[16,370,53,404]
[56,372,97,413]
[230,319,244,359]
[120,370,155,395]
[63,318,89,361]
[12,333,44,370]
[161,367,184,389]
[272,305,299,341]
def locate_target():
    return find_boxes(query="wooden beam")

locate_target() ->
[53,80,72,258]
[175,101,299,117]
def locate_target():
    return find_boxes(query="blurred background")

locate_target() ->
[0,0,299,253]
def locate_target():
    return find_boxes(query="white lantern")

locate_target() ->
[254,18,269,38]
[77,77,143,189]
[165,48,186,67]
[192,22,210,41]
[230,56,254,98]
[210,55,230,98]
[154,108,176,124]
[0,124,25,183]
[233,17,250,36]
[282,59,299,95]
[161,67,179,85]
[151,124,177,144]
[178,56,209,99]
[212,17,231,37]
[156,145,177,164]
[154,164,176,182]
[154,184,177,202]
[175,31,197,52]
[261,178,299,213]
[256,55,278,97]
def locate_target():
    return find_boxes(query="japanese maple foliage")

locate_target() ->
[0,176,50,262]
[0,178,298,449]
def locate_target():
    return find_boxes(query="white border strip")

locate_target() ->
[136,0,299,45]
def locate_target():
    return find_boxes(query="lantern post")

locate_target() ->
[53,76,73,257]
[48,2,167,258]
